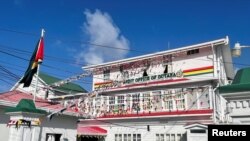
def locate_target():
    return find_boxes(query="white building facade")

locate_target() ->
[77,37,234,141]
[219,67,250,124]
[11,72,88,105]
[0,91,79,141]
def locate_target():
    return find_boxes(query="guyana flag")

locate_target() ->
[19,36,44,87]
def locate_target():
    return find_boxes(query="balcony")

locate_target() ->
[78,87,212,119]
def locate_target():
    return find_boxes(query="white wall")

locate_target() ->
[15,75,49,99]
[92,47,215,91]
[40,115,78,141]
[105,124,187,141]
[0,107,10,141]
[228,99,250,124]
[0,105,78,141]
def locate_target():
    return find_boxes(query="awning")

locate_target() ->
[77,126,107,136]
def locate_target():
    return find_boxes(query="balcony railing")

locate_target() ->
[77,87,211,118]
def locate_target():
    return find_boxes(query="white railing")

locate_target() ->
[76,87,211,118]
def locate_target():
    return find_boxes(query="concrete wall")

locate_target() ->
[79,119,188,141]
[79,115,213,141]
[105,124,187,141]
[40,115,78,141]
[0,105,78,141]
[228,99,250,124]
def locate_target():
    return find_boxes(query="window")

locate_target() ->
[133,134,141,141]
[156,134,160,141]
[163,89,186,110]
[170,134,175,141]
[137,134,141,141]
[94,97,101,114]
[132,94,140,112]
[156,134,164,141]
[176,134,181,141]
[128,134,132,141]
[160,134,164,141]
[118,95,124,104]
[124,134,127,141]
[109,96,116,112]
[115,134,122,141]
[166,134,170,141]
[104,69,110,81]
[152,91,162,111]
[115,134,118,141]
[116,134,140,141]
[164,96,173,110]
[119,134,122,141]
[164,65,168,74]
[163,90,173,110]
[157,134,184,141]
[187,49,199,55]
[176,93,185,110]
[142,93,151,111]
[126,95,131,112]
[143,69,148,77]
[133,134,136,141]
[102,96,108,110]
[118,95,125,112]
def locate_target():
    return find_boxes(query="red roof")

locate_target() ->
[77,126,107,135]
[0,90,77,113]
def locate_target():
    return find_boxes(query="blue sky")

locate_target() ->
[0,0,250,92]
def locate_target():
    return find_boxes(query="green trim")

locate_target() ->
[5,99,46,114]
[184,72,213,77]
[219,83,250,93]
[219,68,250,94]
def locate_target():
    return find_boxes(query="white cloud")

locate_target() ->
[76,9,130,65]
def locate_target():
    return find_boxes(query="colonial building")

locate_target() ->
[0,90,80,141]
[12,72,88,104]
[219,67,250,124]
[1,73,88,141]
[77,37,234,141]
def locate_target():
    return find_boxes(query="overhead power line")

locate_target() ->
[0,27,149,54]
[1,41,250,74]
[0,27,38,36]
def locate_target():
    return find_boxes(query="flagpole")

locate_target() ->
[34,29,45,102]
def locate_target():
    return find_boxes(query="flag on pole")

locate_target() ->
[19,36,44,87]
